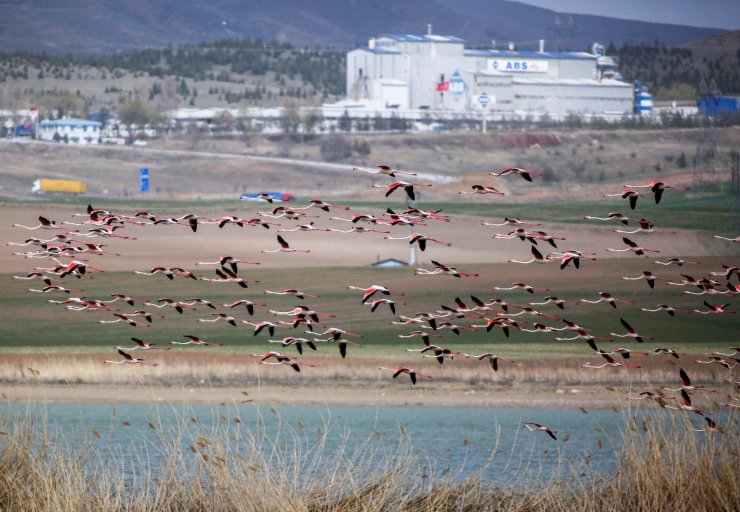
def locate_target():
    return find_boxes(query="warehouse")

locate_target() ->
[345,29,634,118]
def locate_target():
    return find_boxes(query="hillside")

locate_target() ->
[0,0,722,54]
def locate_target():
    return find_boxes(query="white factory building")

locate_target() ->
[344,30,633,118]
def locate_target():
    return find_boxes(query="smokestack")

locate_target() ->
[539,39,545,53]
[427,24,432,36]
[508,41,515,51]
[368,37,375,49]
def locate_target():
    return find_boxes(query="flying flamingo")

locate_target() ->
[690,416,722,433]
[521,422,557,440]
[98,313,151,328]
[581,351,641,369]
[117,338,171,351]
[312,327,364,340]
[169,335,223,347]
[609,318,654,343]
[348,284,405,303]
[397,330,442,345]
[623,180,689,204]
[603,189,644,210]
[579,291,632,309]
[195,256,260,273]
[200,267,259,288]
[493,282,549,294]
[709,265,739,279]
[458,185,505,196]
[627,391,673,408]
[583,212,631,225]
[292,199,350,212]
[694,301,734,315]
[415,260,479,278]
[613,218,676,235]
[695,356,737,369]
[328,226,390,234]
[621,270,665,289]
[241,320,279,336]
[378,366,432,385]
[371,181,433,201]
[606,237,659,256]
[664,389,711,416]
[104,348,158,366]
[28,285,82,294]
[278,222,331,233]
[264,289,319,300]
[489,167,543,182]
[663,368,717,393]
[529,296,578,310]
[508,245,550,264]
[482,217,541,227]
[220,299,265,315]
[267,336,317,355]
[353,165,417,178]
[12,272,54,286]
[365,298,405,314]
[198,313,240,327]
[469,317,520,337]
[405,343,460,365]
[653,258,700,266]
[261,234,311,253]
[553,250,596,269]
[640,304,690,316]
[12,216,62,230]
[384,232,452,251]
[712,235,739,242]
[252,351,314,372]
[462,353,512,371]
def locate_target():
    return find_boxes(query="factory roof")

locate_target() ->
[380,34,464,43]
[465,49,595,60]
[512,77,631,87]
[40,118,102,127]
[351,47,402,55]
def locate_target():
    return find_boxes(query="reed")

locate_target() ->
[0,405,737,511]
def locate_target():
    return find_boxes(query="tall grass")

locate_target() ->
[0,407,737,511]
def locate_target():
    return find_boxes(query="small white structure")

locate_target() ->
[38,118,102,144]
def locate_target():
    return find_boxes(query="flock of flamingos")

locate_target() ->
[9,164,740,440]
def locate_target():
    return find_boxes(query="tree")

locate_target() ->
[279,103,300,134]
[338,110,352,132]
[118,96,153,142]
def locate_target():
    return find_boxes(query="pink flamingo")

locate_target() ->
[489,167,543,182]
[378,366,432,385]
[521,422,557,440]
[104,348,158,366]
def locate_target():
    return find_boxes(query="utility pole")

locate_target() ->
[694,79,722,191]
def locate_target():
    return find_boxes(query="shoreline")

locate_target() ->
[2,382,623,408]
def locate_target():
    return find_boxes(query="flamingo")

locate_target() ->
[264,288,319,300]
[653,258,700,266]
[348,284,405,303]
[98,313,151,328]
[328,226,390,234]
[384,232,452,251]
[713,347,740,357]
[366,298,405,314]
[554,250,596,269]
[623,180,689,204]
[640,304,689,316]
[609,318,653,343]
[583,212,631,225]
[613,218,676,235]
[104,348,158,366]
[508,245,550,264]
[712,235,739,242]
[12,272,54,286]
[198,313,240,327]
[504,306,561,321]
[415,260,479,278]
[200,267,259,288]
[353,165,417,178]
[118,337,171,351]
[529,296,577,310]
[378,366,432,385]
[169,335,223,347]
[294,199,350,211]
[599,347,649,359]
[311,327,364,340]
[405,343,460,365]
[458,185,505,196]
[182,297,217,310]
[493,282,549,294]
[329,213,383,224]
[267,336,317,355]
[489,167,543,182]
[195,256,260,273]
[461,353,511,371]
[28,285,81,294]
[709,265,739,279]
[397,330,442,345]
[695,356,738,369]
[606,237,659,256]
[12,216,62,230]
[252,351,313,372]
[691,416,722,433]
[627,391,673,408]
[581,351,641,369]
[579,292,632,309]
[621,270,665,289]
[261,234,310,253]
[371,181,432,201]
[278,222,331,233]
[521,422,557,440]
[694,301,734,315]
[145,298,197,314]
[241,320,279,336]
[664,389,711,416]
[220,299,265,315]
[603,189,644,210]
[664,368,717,393]
[482,217,541,227]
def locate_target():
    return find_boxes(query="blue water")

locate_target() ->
[0,403,637,484]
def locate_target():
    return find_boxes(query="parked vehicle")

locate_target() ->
[32,179,87,194]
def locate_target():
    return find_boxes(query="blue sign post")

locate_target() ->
[139,167,149,193]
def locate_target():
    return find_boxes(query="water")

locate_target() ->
[0,403,656,484]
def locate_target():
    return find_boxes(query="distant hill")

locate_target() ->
[0,0,723,54]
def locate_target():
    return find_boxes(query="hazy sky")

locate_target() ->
[516,0,740,30]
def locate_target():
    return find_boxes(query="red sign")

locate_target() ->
[436,81,449,92]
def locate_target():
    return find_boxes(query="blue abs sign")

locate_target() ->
[449,70,467,99]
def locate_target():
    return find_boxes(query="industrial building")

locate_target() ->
[344,28,634,118]
[38,118,102,144]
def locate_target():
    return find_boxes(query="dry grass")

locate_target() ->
[0,407,737,511]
